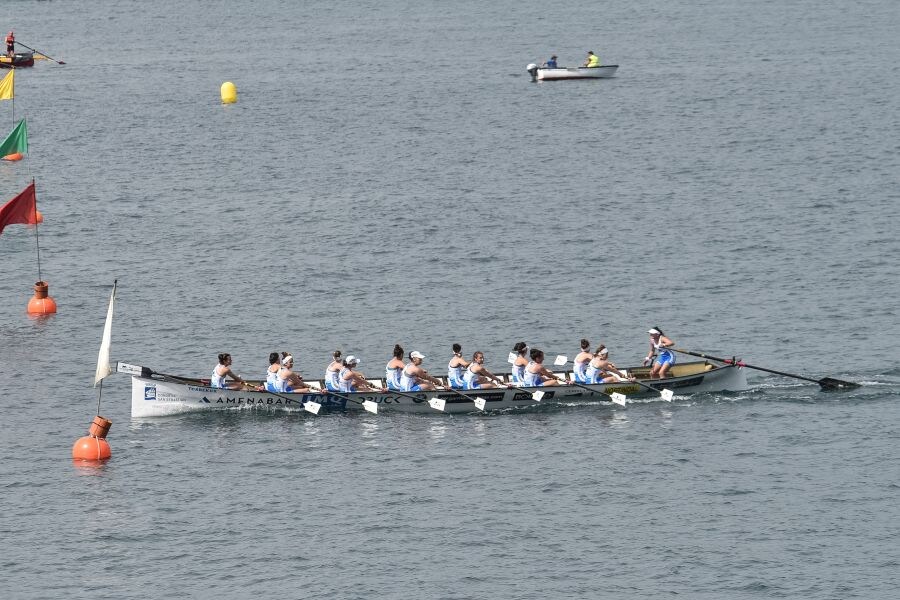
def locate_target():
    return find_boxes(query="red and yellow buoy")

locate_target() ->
[72,416,112,461]
[26,280,56,314]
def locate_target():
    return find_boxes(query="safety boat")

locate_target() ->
[119,359,748,418]
[0,52,34,68]
[526,63,618,81]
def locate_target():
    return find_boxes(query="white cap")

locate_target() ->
[346,355,360,366]
[648,328,661,335]
[599,347,609,355]
[281,354,293,365]
[410,350,425,359]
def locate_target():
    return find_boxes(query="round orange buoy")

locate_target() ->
[72,436,111,461]
[2,152,23,161]
[27,280,57,314]
[72,416,112,461]
[35,210,43,223]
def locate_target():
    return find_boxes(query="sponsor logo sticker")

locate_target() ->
[144,385,157,401]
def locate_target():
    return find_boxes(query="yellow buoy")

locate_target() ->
[220,81,237,104]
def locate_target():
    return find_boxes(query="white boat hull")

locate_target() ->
[537,65,618,80]
[128,361,748,418]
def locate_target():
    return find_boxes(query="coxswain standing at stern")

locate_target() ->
[6,31,14,58]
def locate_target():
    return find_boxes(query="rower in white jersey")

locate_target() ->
[324,350,342,391]
[339,355,379,392]
[265,351,282,392]
[462,351,506,389]
[399,351,443,391]
[586,345,633,383]
[523,348,562,386]
[572,339,592,383]
[510,341,528,384]
[211,353,246,389]
[447,343,470,389]
[276,354,311,393]
[385,344,405,390]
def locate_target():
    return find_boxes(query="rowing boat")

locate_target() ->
[526,64,618,81]
[0,53,34,68]
[120,359,748,418]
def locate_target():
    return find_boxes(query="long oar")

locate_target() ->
[671,348,859,390]
[555,355,672,402]
[437,384,494,412]
[14,41,65,64]
[551,356,627,406]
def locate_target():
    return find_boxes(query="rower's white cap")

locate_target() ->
[281,354,294,365]
[346,355,360,365]
[648,328,661,335]
[599,347,609,355]
[410,350,425,359]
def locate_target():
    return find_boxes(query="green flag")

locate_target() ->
[0,119,27,156]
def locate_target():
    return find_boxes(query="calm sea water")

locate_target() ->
[1,0,899,598]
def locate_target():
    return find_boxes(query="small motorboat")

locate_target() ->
[526,63,618,81]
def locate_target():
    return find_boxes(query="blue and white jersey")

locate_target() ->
[523,362,543,387]
[325,367,341,391]
[338,367,355,393]
[585,364,602,384]
[462,364,480,389]
[654,341,675,365]
[211,366,227,389]
[573,360,589,383]
[385,365,402,390]
[448,361,465,389]
[399,366,420,392]
[510,362,526,384]
[265,367,279,392]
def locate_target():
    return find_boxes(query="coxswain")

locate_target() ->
[385,344,405,390]
[399,350,443,391]
[644,327,676,379]
[447,343,470,389]
[6,31,14,58]
[462,351,506,389]
[572,339,592,383]
[523,348,562,386]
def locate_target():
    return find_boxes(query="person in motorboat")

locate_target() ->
[462,351,507,389]
[510,341,529,384]
[211,353,247,389]
[447,343,470,389]
[524,348,562,386]
[265,351,284,391]
[583,50,600,67]
[644,327,676,379]
[586,345,633,383]
[275,354,312,393]
[400,350,443,391]
[543,54,558,68]
[385,344,405,390]
[340,355,379,392]
[573,339,592,383]
[325,349,343,391]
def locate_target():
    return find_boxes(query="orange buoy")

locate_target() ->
[72,416,112,461]
[2,152,24,161]
[35,209,43,223]
[27,280,57,314]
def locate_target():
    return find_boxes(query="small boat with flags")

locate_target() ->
[119,358,748,418]
[526,63,618,81]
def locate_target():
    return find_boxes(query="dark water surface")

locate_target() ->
[1,0,899,598]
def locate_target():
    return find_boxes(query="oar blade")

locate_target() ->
[474,397,486,411]
[819,377,860,391]
[532,390,545,402]
[554,355,568,366]
[362,400,378,414]
[660,389,674,402]
[428,397,446,412]
[610,392,627,407]
[304,401,321,415]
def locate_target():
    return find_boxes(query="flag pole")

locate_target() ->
[32,178,41,282]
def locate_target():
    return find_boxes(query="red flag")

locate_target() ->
[0,181,37,236]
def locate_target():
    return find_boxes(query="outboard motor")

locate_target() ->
[526,63,539,81]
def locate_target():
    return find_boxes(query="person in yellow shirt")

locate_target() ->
[583,50,600,68]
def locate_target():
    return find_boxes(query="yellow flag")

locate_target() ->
[0,70,13,100]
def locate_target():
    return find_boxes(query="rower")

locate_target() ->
[573,339,592,383]
[385,344,405,390]
[510,341,528,384]
[340,355,377,392]
[644,327,676,379]
[524,348,561,386]
[265,352,283,391]
[447,343,469,389]
[586,345,626,383]
[399,351,443,391]
[325,350,342,391]
[462,351,505,389]
[211,352,246,390]
[276,354,311,392]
